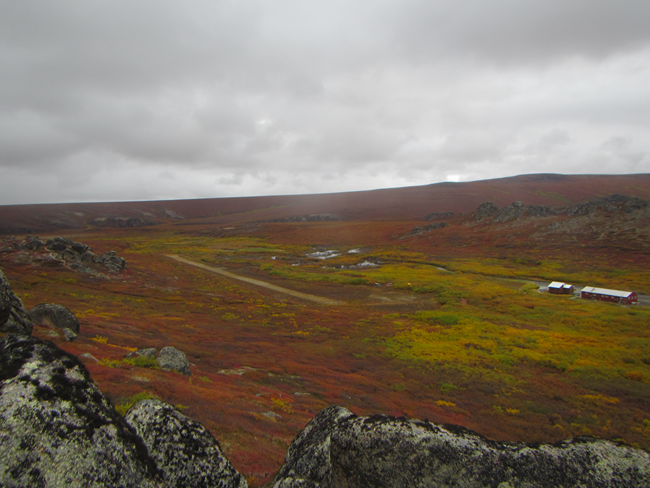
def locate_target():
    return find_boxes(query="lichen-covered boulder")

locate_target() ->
[0,335,161,487]
[273,406,650,488]
[125,400,247,488]
[156,346,191,375]
[0,269,33,336]
[28,303,80,334]
[274,406,354,487]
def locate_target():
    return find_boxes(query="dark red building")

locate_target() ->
[580,286,637,305]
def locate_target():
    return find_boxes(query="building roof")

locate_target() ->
[549,282,572,289]
[581,286,634,298]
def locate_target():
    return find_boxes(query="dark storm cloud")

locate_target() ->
[1,0,649,204]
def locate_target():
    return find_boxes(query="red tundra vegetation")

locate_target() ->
[1,174,650,486]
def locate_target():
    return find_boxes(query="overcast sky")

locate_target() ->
[1,0,649,205]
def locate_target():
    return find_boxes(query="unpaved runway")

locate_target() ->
[166,255,342,306]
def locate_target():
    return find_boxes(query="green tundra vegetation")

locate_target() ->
[4,229,649,486]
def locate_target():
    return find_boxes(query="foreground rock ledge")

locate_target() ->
[0,335,160,487]
[273,405,650,488]
[126,400,247,488]
[0,335,246,488]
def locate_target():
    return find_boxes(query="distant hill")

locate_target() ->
[1,173,650,233]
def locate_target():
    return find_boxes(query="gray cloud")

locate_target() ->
[1,0,649,204]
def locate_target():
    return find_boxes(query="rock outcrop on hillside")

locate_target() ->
[474,201,499,220]
[273,406,650,488]
[564,194,649,217]
[90,216,158,228]
[492,201,556,223]
[424,211,454,220]
[0,269,33,336]
[263,213,344,223]
[3,236,128,276]
[401,222,448,239]
[126,400,247,488]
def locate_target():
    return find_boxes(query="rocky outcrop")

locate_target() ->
[474,202,556,223]
[28,303,80,334]
[0,269,33,336]
[473,202,498,220]
[156,346,191,375]
[125,400,247,488]
[93,250,128,273]
[401,222,448,239]
[0,335,160,487]
[424,211,454,220]
[564,194,649,217]
[90,216,158,228]
[39,236,127,275]
[263,213,344,223]
[273,406,650,488]
[493,201,527,223]
[526,204,556,217]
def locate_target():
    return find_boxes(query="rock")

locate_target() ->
[79,352,98,362]
[474,202,499,220]
[156,346,191,375]
[94,251,127,273]
[401,222,448,239]
[28,303,80,334]
[563,194,648,217]
[125,399,247,488]
[264,213,344,223]
[273,406,650,488]
[621,196,649,213]
[0,269,33,336]
[22,235,44,251]
[527,204,556,217]
[125,348,157,359]
[424,211,454,220]
[493,201,527,223]
[274,406,354,487]
[62,328,77,342]
[80,250,95,263]
[71,242,90,254]
[46,236,74,250]
[90,216,157,228]
[163,209,184,220]
[0,335,161,487]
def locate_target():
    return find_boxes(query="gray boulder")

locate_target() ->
[156,346,191,375]
[125,400,247,488]
[474,202,498,220]
[28,303,80,334]
[273,406,650,488]
[0,269,33,336]
[274,406,354,486]
[0,335,161,487]
[45,236,73,251]
[62,327,77,342]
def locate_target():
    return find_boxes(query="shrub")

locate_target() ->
[115,391,159,416]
